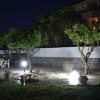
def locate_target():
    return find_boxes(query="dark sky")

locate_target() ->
[0,0,80,33]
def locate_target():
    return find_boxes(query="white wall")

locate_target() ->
[0,47,100,58]
[32,47,100,58]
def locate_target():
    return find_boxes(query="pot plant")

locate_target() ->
[65,22,100,85]
[79,73,88,85]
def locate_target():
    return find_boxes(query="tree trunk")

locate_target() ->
[78,47,89,75]
[84,61,88,75]
[80,53,88,75]
[27,49,32,73]
[80,55,88,75]
[78,46,94,75]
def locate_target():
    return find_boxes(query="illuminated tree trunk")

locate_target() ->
[83,58,88,75]
[78,46,94,75]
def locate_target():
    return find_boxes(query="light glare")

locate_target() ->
[68,71,80,85]
[21,60,28,68]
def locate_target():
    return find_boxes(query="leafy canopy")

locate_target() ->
[5,28,42,49]
[65,23,100,46]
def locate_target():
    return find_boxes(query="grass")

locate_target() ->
[0,79,100,100]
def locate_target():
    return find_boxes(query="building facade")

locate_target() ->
[68,0,100,24]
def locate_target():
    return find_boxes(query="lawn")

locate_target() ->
[0,79,100,100]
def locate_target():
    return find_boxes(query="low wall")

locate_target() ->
[1,47,100,72]
[31,57,100,72]
[32,47,100,58]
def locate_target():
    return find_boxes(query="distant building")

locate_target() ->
[68,0,100,25]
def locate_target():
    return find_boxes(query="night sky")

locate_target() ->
[0,0,80,33]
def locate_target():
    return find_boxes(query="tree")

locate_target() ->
[33,12,57,47]
[64,23,100,75]
[32,9,81,47]
[5,28,42,72]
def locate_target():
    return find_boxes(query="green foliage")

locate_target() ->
[0,36,7,49]
[5,28,42,49]
[65,23,100,46]
[33,9,80,47]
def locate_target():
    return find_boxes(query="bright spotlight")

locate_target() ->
[21,60,28,68]
[68,70,80,85]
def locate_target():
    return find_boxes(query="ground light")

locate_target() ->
[20,60,28,73]
[68,70,80,85]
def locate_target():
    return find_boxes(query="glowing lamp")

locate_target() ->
[21,60,28,68]
[68,70,80,85]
